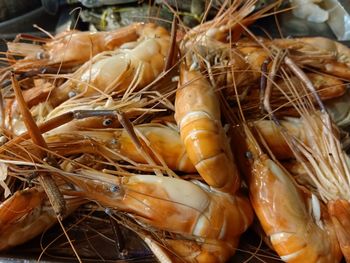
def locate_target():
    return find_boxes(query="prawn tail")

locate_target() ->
[165,238,238,263]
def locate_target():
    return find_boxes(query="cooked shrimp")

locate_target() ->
[280,110,350,262]
[5,86,167,136]
[63,171,253,262]
[0,187,84,251]
[273,37,350,65]
[262,54,350,261]
[235,41,347,100]
[239,123,342,262]
[2,24,172,135]
[45,124,196,173]
[4,23,171,125]
[8,23,158,70]
[269,37,350,80]
[254,112,345,160]
[178,0,278,96]
[227,69,346,119]
[174,65,240,193]
[45,23,170,107]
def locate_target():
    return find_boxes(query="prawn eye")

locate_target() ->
[110,185,120,193]
[245,151,253,160]
[36,51,48,59]
[68,91,76,98]
[0,136,8,145]
[103,118,113,126]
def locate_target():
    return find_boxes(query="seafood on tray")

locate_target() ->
[2,0,350,262]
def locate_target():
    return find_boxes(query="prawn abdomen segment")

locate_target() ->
[118,125,196,173]
[191,190,253,240]
[175,69,220,122]
[180,112,239,192]
[175,68,240,193]
[271,227,341,263]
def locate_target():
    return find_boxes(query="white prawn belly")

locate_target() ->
[80,54,129,89]
[129,175,211,213]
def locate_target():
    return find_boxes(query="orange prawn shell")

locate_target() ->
[175,67,240,193]
[119,176,252,240]
[0,188,46,230]
[175,66,221,121]
[118,125,196,173]
[249,155,342,263]
[68,173,252,241]
[0,188,51,251]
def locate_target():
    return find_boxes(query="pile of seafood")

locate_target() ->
[2,0,350,262]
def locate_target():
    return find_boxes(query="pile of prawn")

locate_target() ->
[2,0,350,262]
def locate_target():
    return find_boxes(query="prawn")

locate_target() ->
[260,53,350,261]
[173,2,269,193]
[45,22,171,107]
[253,115,340,160]
[5,81,172,136]
[0,186,84,251]
[237,123,342,262]
[277,110,350,262]
[3,22,172,130]
[62,170,253,262]
[272,37,350,79]
[236,39,347,95]
[174,64,240,193]
[7,23,158,71]
[44,123,196,173]
[178,0,279,97]
[239,72,346,118]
